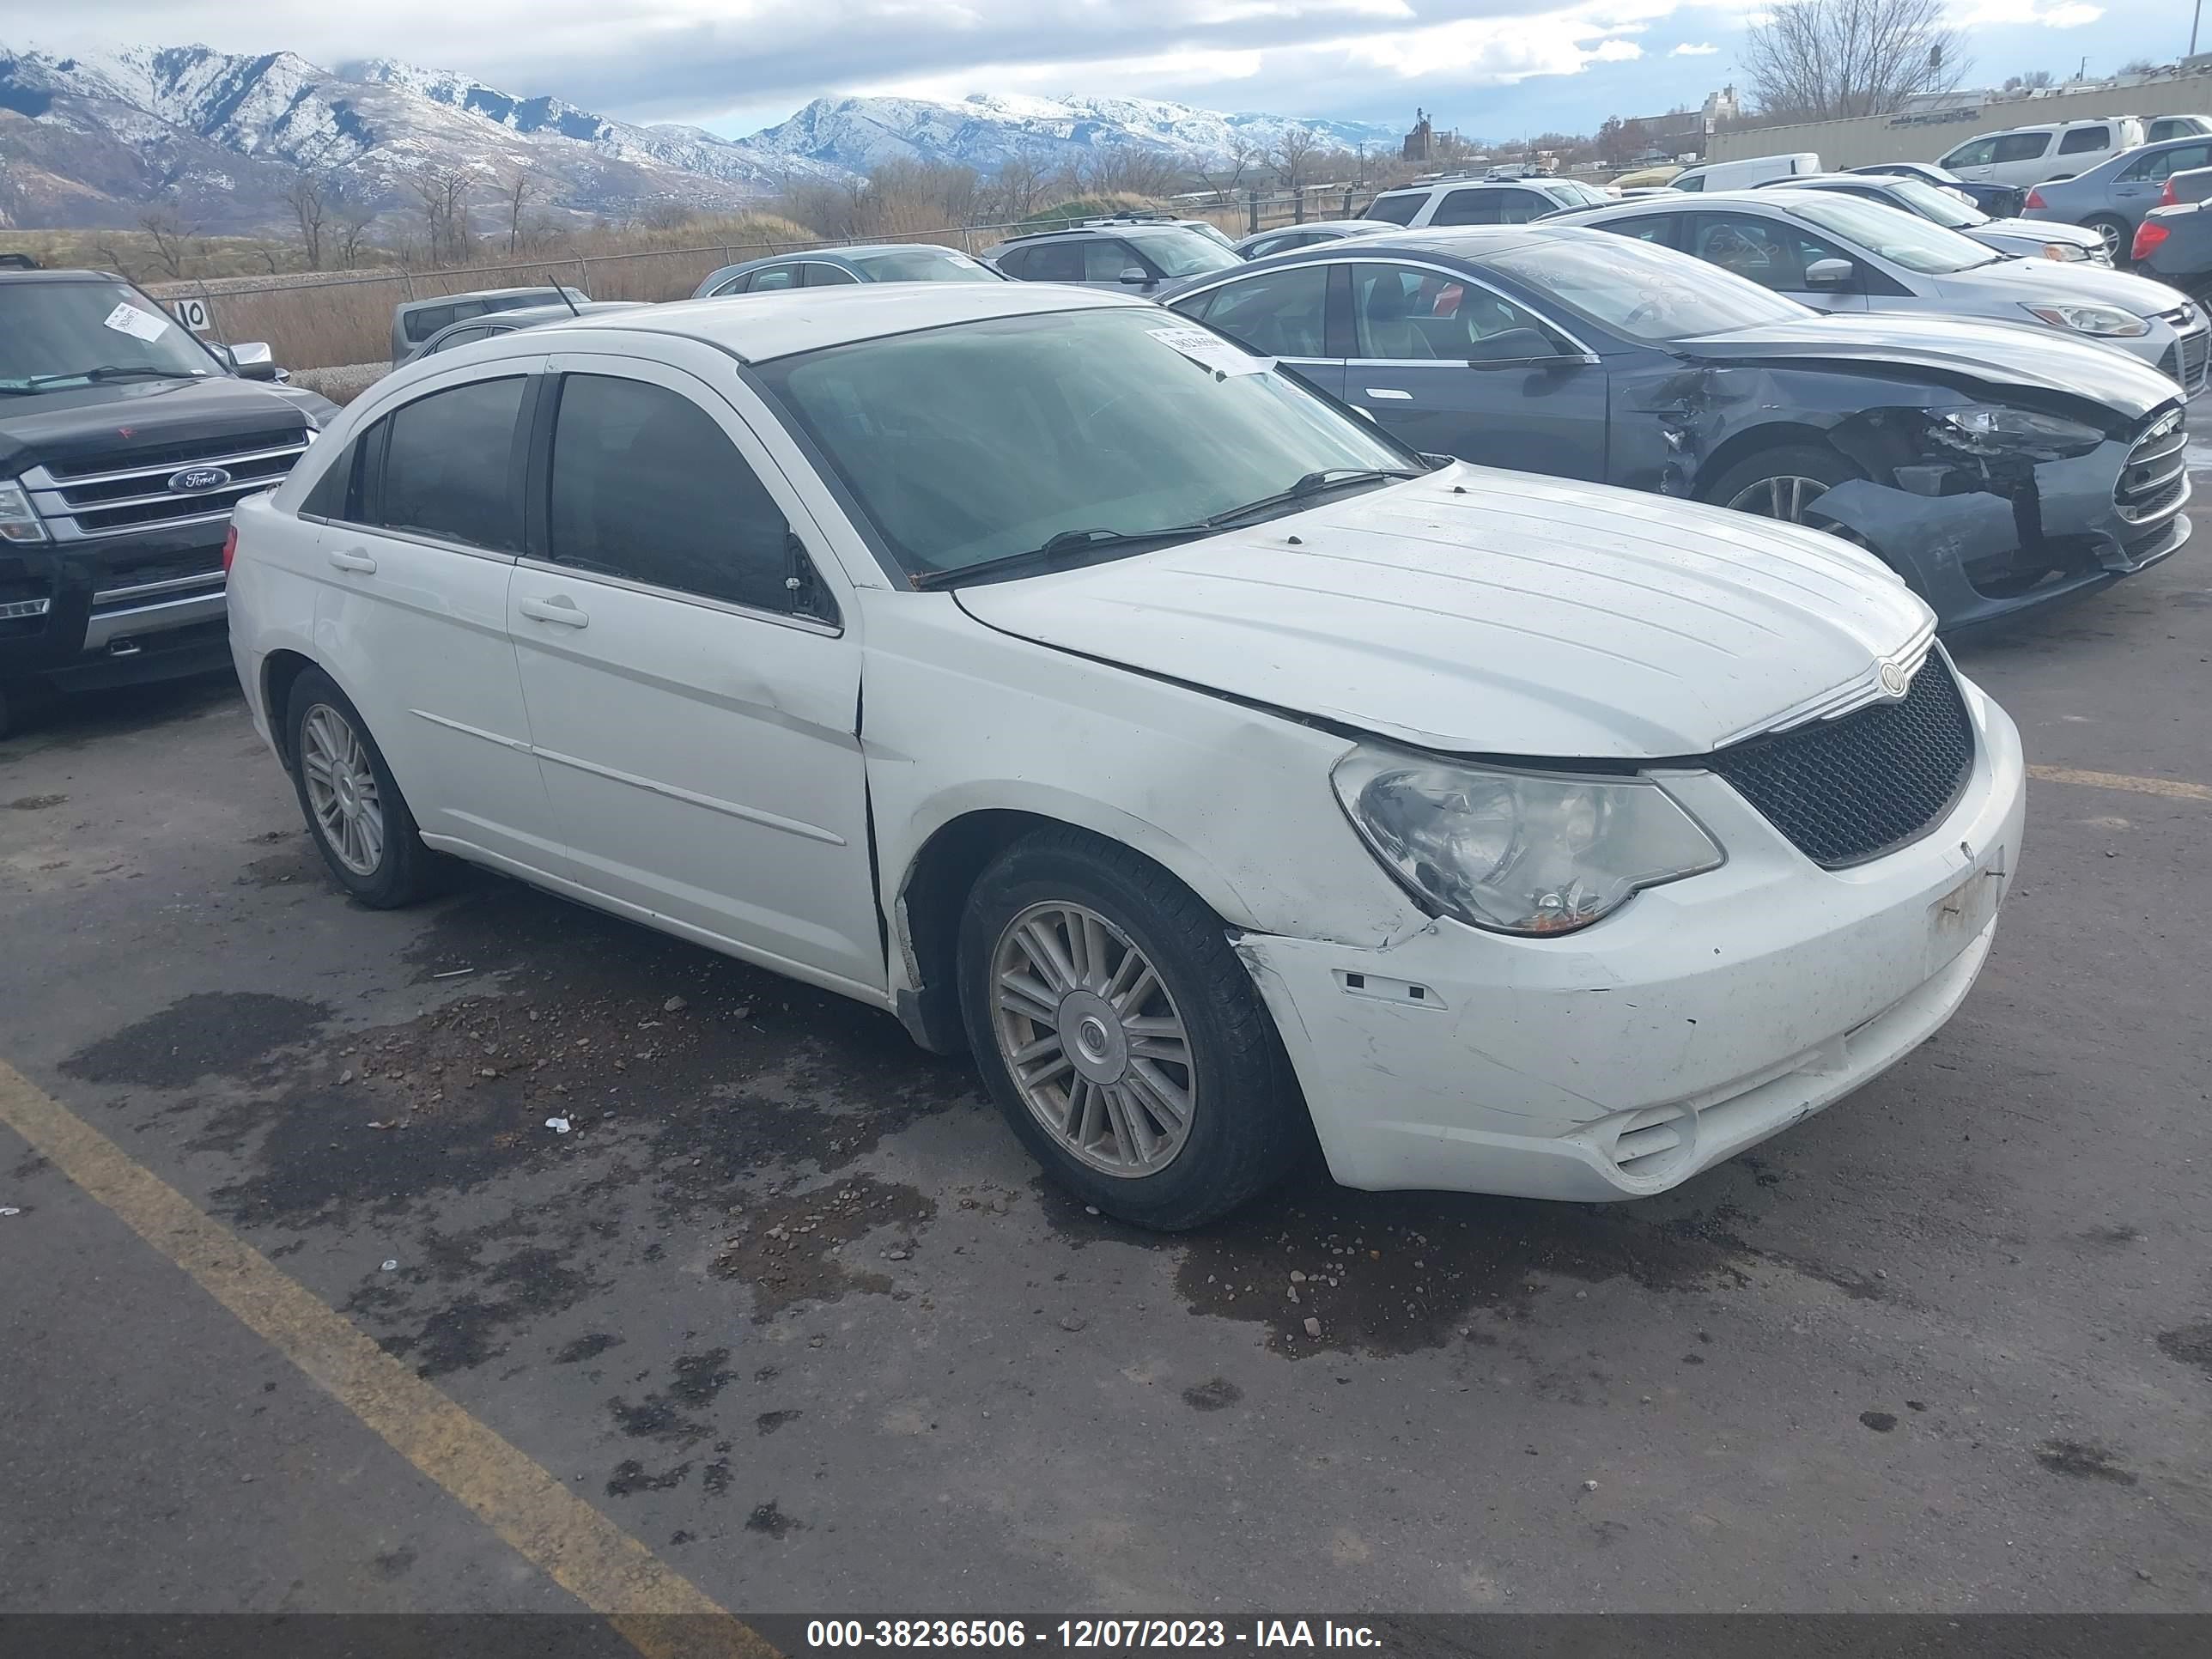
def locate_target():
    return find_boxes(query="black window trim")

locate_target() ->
[1343,256,1597,368]
[1163,256,1348,363]
[520,366,842,635]
[1690,209,1913,300]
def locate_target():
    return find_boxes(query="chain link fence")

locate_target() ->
[141,193,1351,377]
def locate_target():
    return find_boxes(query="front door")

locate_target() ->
[1167,261,1347,399]
[1343,261,1609,479]
[1686,213,1871,313]
[507,352,883,997]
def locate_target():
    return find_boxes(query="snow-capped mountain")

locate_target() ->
[0,40,1400,235]
[0,43,839,232]
[748,92,1401,173]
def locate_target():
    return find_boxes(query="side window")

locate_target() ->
[2124,143,2212,182]
[546,374,796,615]
[1083,239,1140,281]
[1689,214,1850,291]
[300,436,362,521]
[1942,137,1996,169]
[1243,234,1287,258]
[1497,190,1550,224]
[805,263,860,286]
[1994,132,2055,164]
[1022,241,1085,282]
[749,264,801,292]
[991,247,1030,278]
[1352,264,1564,362]
[405,304,456,342]
[1362,192,1424,225]
[426,325,489,356]
[2057,125,2109,156]
[1431,189,1500,227]
[1597,216,1679,248]
[1673,172,1705,192]
[1184,264,1331,357]
[363,377,527,552]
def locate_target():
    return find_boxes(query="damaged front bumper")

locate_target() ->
[1818,408,2191,632]
[1235,676,2027,1202]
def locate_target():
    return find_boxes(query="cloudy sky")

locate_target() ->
[21,0,2173,141]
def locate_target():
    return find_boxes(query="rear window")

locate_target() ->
[1363,192,1425,224]
[849,247,1001,283]
[2057,125,2109,155]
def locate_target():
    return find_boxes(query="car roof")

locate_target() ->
[429,301,639,334]
[397,284,578,313]
[495,283,1149,362]
[994,221,1215,243]
[1242,219,1382,237]
[1204,223,1578,279]
[0,267,131,284]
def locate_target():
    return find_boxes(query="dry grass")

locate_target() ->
[0,225,343,280]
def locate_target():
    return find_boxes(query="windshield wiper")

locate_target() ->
[1201,466,1426,529]
[22,365,204,388]
[909,524,1212,591]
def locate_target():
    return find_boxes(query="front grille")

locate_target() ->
[2157,317,2210,392]
[2116,411,2190,529]
[1710,653,1976,868]
[23,431,311,541]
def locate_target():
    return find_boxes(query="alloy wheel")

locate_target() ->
[1727,473,1832,523]
[300,702,386,877]
[989,901,1197,1177]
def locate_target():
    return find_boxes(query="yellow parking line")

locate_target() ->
[0,1059,774,1659]
[2028,764,2212,803]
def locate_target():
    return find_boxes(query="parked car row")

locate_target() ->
[222,279,2029,1229]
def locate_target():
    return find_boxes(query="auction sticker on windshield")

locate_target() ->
[102,302,173,343]
[1147,327,1271,377]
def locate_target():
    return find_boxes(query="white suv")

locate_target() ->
[1361,175,1608,228]
[1939,118,2148,188]
[224,284,2023,1229]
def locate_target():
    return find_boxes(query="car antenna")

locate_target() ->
[541,272,583,318]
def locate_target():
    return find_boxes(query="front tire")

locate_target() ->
[285,668,445,908]
[957,828,1305,1231]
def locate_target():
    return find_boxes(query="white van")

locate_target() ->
[1938,118,2147,188]
[1667,152,1821,192]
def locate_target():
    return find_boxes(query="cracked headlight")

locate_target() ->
[1332,750,1723,937]
[0,478,47,545]
[1935,405,2106,458]
[2021,301,2149,337]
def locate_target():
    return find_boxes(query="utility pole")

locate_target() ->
[2192,0,2203,59]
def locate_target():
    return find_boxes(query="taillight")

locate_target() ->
[2025,187,2047,210]
[222,524,238,574]
[2134,219,2170,262]
[2161,178,2179,205]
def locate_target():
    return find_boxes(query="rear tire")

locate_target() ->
[284,667,446,908]
[957,827,1305,1231]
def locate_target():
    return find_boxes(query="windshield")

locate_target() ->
[0,280,222,390]
[1484,234,1809,343]
[1124,230,1241,277]
[850,247,1003,283]
[756,307,1415,580]
[1881,176,1987,228]
[1785,193,2002,272]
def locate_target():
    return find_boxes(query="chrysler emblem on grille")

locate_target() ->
[167,465,232,494]
[1876,659,1911,698]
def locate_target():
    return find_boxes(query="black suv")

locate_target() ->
[0,269,336,734]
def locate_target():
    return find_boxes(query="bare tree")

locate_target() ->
[503,169,543,254]
[2119,58,2161,76]
[988,143,1052,222]
[330,183,380,266]
[137,207,201,279]
[1189,140,1257,204]
[283,170,330,269]
[1267,128,1324,191]
[1742,0,1968,120]
[409,167,477,266]
[2003,69,2056,90]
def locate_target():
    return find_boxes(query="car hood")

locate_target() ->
[951,468,1932,761]
[1673,311,2180,418]
[0,374,316,477]
[1975,216,2103,248]
[1944,254,2193,316]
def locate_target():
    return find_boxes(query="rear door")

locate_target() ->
[2115,142,2212,215]
[307,361,566,878]
[1343,260,1607,478]
[506,348,882,996]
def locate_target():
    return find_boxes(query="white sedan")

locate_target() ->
[224,284,2026,1229]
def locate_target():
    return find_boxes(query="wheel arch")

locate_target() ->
[260,647,320,771]
[886,796,1254,1057]
[1691,420,1844,502]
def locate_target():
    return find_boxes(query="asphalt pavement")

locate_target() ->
[1,528,2208,1621]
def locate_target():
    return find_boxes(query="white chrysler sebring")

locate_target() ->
[225,284,2025,1229]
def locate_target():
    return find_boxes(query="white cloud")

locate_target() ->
[1669,40,1719,54]
[1951,0,2102,22]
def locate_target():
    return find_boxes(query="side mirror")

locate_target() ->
[1117,267,1153,287]
[224,341,281,381]
[1804,258,1856,289]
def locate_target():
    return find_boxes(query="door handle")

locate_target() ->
[519,595,590,629]
[326,547,377,574]
[1363,387,1414,400]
